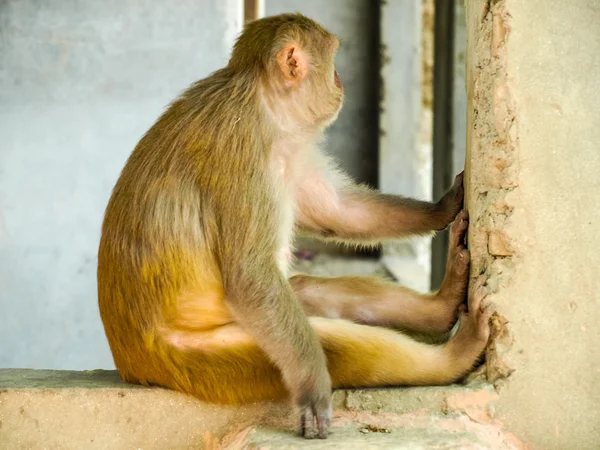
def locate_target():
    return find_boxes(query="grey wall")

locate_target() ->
[0,0,242,370]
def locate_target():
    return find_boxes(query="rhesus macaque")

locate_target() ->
[98,13,492,439]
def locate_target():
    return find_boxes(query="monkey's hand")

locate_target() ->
[435,171,465,230]
[297,369,333,439]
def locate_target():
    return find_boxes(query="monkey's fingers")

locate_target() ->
[300,407,330,439]
[300,409,316,439]
[316,413,330,439]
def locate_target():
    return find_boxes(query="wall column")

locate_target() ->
[465,0,600,448]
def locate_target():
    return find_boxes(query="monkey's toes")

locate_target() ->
[449,209,469,249]
[463,276,494,341]
[455,249,470,277]
[434,247,470,322]
[468,275,488,312]
[438,249,470,301]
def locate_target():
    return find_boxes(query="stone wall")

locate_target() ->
[465,0,600,448]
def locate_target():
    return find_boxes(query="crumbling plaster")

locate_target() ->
[465,0,600,448]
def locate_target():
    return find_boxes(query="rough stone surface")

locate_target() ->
[465,0,600,449]
[0,369,520,449]
[464,0,518,385]
[0,369,291,450]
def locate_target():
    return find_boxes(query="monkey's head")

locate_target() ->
[230,13,344,130]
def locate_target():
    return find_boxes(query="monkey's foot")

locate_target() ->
[446,275,493,366]
[432,210,470,331]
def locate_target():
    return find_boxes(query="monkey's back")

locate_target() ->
[97,71,275,377]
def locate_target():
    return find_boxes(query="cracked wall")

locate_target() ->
[465,0,600,449]
[464,0,518,387]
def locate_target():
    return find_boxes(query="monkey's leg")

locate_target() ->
[291,211,470,334]
[160,276,490,402]
[315,278,491,388]
[291,275,459,334]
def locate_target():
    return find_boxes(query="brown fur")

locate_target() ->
[97,13,491,439]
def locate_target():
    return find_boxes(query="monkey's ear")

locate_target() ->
[276,44,307,85]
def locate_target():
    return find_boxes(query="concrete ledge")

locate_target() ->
[0,369,518,449]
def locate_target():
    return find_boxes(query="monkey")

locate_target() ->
[97,13,492,440]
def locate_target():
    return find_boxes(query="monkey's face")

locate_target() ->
[239,15,345,131]
[295,39,345,129]
[321,49,345,126]
[261,43,345,131]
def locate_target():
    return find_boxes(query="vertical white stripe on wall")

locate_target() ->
[379,0,431,292]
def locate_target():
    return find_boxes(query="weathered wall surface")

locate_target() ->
[0,0,243,370]
[465,0,600,448]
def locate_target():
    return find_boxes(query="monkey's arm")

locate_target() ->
[216,184,332,433]
[295,164,463,243]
